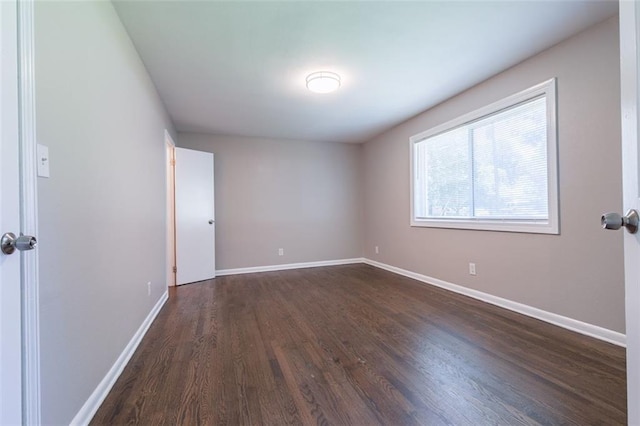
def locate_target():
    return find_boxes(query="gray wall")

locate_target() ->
[35,2,175,424]
[362,17,624,333]
[178,134,363,270]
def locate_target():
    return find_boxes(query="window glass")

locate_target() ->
[410,79,558,234]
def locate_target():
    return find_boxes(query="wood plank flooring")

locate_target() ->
[91,264,626,425]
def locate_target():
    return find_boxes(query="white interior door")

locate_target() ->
[174,147,215,285]
[619,3,640,424]
[0,1,23,423]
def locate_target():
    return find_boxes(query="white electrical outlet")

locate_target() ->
[469,263,476,276]
[147,281,151,295]
[375,246,379,254]
[278,248,284,256]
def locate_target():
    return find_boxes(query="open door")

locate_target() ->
[614,3,640,424]
[174,147,215,285]
[1,1,24,422]
[1,0,39,423]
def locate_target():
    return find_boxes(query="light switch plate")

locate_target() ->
[37,144,50,178]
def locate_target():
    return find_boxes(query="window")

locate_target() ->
[410,79,558,234]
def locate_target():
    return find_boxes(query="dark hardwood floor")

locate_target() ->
[91,264,626,425]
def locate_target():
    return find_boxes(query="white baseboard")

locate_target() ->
[70,290,169,426]
[363,258,626,347]
[216,257,365,276]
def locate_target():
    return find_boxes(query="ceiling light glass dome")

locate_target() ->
[306,71,341,94]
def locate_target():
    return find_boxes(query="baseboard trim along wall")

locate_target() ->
[70,290,169,426]
[215,258,364,276]
[362,258,626,347]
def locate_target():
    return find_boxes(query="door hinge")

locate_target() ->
[172,266,177,273]
[170,159,176,166]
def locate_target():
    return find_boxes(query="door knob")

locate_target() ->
[208,220,214,225]
[1,232,37,255]
[601,209,639,234]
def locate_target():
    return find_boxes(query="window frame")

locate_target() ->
[409,78,559,234]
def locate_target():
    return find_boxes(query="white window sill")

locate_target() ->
[410,218,559,234]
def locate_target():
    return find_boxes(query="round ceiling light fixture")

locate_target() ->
[306,71,341,94]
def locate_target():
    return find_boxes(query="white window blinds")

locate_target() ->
[410,79,558,234]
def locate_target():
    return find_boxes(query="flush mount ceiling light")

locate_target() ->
[306,71,341,94]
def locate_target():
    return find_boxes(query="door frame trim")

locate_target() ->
[165,130,176,287]
[17,0,41,423]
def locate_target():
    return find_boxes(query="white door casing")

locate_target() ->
[165,131,176,287]
[620,1,640,424]
[0,0,39,423]
[174,147,215,285]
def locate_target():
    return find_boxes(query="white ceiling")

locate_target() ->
[113,0,618,143]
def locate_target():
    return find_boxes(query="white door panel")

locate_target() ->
[174,148,215,285]
[619,3,640,424]
[0,0,23,423]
